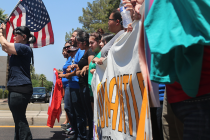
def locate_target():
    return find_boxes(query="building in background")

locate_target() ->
[0,56,8,90]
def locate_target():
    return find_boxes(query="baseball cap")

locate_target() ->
[67,46,79,53]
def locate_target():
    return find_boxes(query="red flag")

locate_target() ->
[6,0,54,48]
[47,68,63,128]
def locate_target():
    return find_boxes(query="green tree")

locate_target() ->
[32,79,39,87]
[30,65,36,79]
[39,74,47,87]
[0,89,3,99]
[4,90,9,98]
[0,8,7,48]
[29,65,53,91]
[0,8,7,24]
[45,81,53,92]
[78,0,120,33]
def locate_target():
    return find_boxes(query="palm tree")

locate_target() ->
[30,65,36,79]
[0,8,7,23]
[39,74,46,87]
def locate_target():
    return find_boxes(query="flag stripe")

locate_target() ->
[42,26,46,47]
[6,22,12,42]
[19,4,26,26]
[6,0,54,48]
[7,13,16,42]
[10,10,20,43]
[16,7,22,27]
[45,24,50,45]
[34,32,39,48]
[37,28,42,48]
[48,22,54,44]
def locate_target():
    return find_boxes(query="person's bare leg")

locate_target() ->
[63,112,69,124]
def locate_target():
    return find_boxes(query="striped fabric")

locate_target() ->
[171,94,210,140]
[6,0,54,48]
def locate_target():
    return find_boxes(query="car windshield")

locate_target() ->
[33,88,45,93]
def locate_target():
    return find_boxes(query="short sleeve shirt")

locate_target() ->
[78,48,95,86]
[7,43,32,86]
[62,56,71,88]
[69,49,85,89]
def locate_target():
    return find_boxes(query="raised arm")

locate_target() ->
[0,23,17,55]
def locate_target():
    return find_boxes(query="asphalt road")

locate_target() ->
[0,127,68,140]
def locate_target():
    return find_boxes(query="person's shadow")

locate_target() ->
[33,130,70,140]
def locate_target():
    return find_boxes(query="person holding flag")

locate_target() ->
[0,0,54,139]
[0,23,35,140]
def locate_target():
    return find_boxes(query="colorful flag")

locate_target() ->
[6,0,54,48]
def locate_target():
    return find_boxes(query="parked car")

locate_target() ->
[30,87,50,103]
[0,86,6,91]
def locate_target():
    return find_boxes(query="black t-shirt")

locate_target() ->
[78,48,95,87]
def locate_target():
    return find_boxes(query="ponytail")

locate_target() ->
[28,35,36,44]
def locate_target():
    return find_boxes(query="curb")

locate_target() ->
[0,103,65,111]
[0,102,66,126]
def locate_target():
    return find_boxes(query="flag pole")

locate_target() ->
[4,0,22,24]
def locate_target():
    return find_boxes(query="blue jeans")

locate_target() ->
[64,86,71,122]
[171,94,210,140]
[69,88,86,139]
[8,92,32,140]
[80,86,93,140]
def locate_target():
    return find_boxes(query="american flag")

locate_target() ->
[6,0,54,48]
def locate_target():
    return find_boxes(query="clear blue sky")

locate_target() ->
[0,0,92,81]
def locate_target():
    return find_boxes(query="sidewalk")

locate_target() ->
[0,98,8,104]
[0,110,65,126]
[0,98,65,126]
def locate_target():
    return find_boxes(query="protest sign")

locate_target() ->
[92,20,152,140]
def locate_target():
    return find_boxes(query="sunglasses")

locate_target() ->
[108,19,116,21]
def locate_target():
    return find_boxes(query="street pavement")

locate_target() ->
[0,127,67,140]
[0,98,69,140]
[0,98,65,126]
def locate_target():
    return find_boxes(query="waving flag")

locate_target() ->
[6,0,54,48]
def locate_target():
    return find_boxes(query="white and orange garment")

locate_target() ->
[47,68,63,128]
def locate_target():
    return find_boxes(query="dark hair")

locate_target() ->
[111,10,122,23]
[102,33,115,44]
[96,28,104,35]
[62,47,66,53]
[13,26,36,44]
[90,32,102,43]
[73,29,83,34]
[65,40,72,46]
[76,30,89,46]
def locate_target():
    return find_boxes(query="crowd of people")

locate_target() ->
[1,0,210,140]
[56,1,141,139]
[57,0,210,140]
[58,10,123,140]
